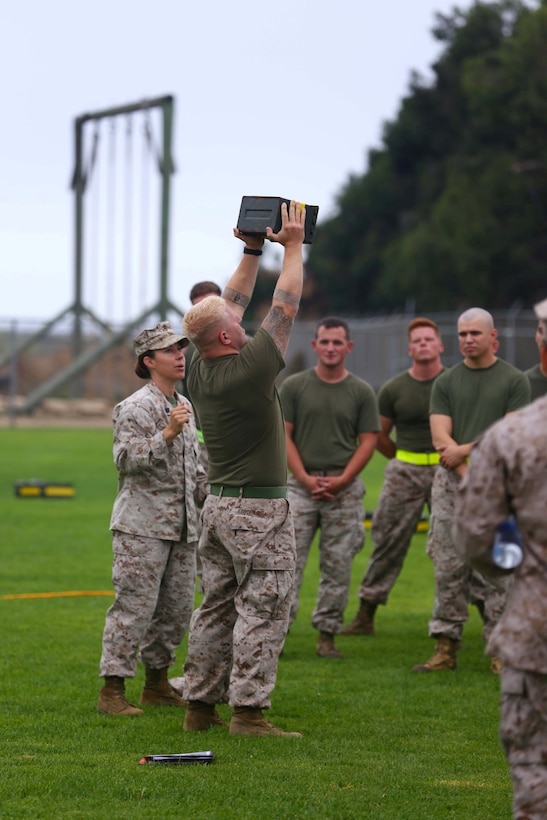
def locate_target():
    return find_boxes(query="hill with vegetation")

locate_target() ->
[251,1,547,321]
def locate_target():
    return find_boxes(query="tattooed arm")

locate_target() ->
[221,232,265,319]
[262,301,298,359]
[261,201,305,357]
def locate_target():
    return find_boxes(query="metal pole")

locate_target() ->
[8,319,18,428]
[159,96,175,320]
[77,95,173,125]
[72,116,85,396]
[506,302,521,366]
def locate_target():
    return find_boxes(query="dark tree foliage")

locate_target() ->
[302,0,547,316]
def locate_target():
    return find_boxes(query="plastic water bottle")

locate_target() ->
[492,516,523,570]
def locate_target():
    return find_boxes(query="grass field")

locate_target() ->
[0,429,512,819]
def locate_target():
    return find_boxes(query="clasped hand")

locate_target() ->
[309,475,344,501]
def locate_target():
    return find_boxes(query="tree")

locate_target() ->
[304,1,546,316]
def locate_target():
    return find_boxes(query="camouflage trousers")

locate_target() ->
[358,459,436,605]
[183,495,295,709]
[426,467,506,641]
[99,531,197,678]
[287,474,365,634]
[194,441,210,591]
[500,666,547,819]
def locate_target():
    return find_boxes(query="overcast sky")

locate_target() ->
[1,0,464,325]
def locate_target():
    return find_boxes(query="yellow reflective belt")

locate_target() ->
[197,429,205,444]
[395,449,440,466]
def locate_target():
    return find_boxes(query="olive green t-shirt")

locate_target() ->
[279,369,380,470]
[525,363,547,401]
[180,344,200,427]
[186,328,286,486]
[378,370,445,452]
[430,358,530,444]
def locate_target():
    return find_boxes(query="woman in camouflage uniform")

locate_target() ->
[97,321,206,716]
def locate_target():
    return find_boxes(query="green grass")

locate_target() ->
[0,429,512,818]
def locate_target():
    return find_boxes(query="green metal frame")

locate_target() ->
[5,95,179,413]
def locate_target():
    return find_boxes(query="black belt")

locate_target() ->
[306,468,344,476]
[209,484,287,499]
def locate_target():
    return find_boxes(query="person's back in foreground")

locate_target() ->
[454,390,547,819]
[181,200,305,737]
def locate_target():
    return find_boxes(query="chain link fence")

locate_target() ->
[0,308,539,424]
[280,308,539,389]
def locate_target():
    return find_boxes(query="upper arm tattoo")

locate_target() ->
[223,287,250,309]
[262,306,294,357]
[272,288,300,308]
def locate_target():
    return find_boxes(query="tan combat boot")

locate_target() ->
[412,637,459,672]
[229,707,303,737]
[490,656,503,675]
[316,631,344,659]
[341,600,377,636]
[97,676,144,716]
[168,675,185,695]
[140,667,188,707]
[183,701,228,731]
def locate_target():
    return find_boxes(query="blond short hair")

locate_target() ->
[183,295,227,350]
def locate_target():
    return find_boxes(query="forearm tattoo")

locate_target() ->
[262,306,295,357]
[223,287,250,309]
[272,288,300,308]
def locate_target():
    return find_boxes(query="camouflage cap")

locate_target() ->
[133,321,188,356]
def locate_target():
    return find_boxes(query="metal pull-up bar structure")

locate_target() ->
[70,94,175,394]
[4,94,181,414]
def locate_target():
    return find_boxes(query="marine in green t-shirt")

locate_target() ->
[430,357,531,446]
[430,308,531,468]
[179,199,308,738]
[180,281,222,442]
[279,317,380,660]
[280,368,379,470]
[414,307,530,675]
[524,310,547,400]
[379,370,444,453]
[343,317,445,638]
[188,328,287,486]
[525,364,547,401]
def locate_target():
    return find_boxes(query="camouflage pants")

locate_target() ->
[358,459,436,605]
[287,474,365,634]
[426,467,506,641]
[500,666,547,819]
[194,441,210,590]
[183,495,295,709]
[99,531,197,678]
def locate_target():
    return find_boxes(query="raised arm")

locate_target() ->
[261,201,305,357]
[222,233,265,319]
